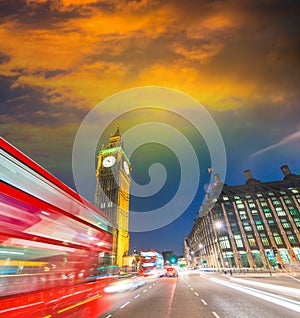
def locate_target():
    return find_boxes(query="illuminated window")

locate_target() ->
[272,200,281,206]
[260,202,268,207]
[268,192,275,196]
[247,235,256,247]
[291,188,299,194]
[284,199,292,204]
[251,209,258,215]
[234,196,241,200]
[237,203,245,209]
[265,213,272,218]
[257,193,263,197]
[257,225,264,231]
[263,208,270,213]
[234,235,243,248]
[281,221,291,229]
[294,218,300,227]
[275,207,283,211]
[223,196,229,201]
[277,210,286,216]
[260,234,270,246]
[273,233,283,245]
[288,234,298,244]
[244,226,252,231]
[249,203,256,208]
[239,211,247,220]
[219,236,231,249]
[289,209,299,215]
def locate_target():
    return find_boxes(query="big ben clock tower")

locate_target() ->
[94,126,131,267]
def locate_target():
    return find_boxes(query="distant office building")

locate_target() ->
[184,165,300,269]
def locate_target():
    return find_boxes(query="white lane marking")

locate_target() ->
[212,311,221,318]
[143,289,147,293]
[210,277,300,313]
[187,284,190,287]
[195,292,199,296]
[201,299,207,305]
[190,287,194,291]
[104,315,112,318]
[134,294,141,299]
[120,302,130,309]
[149,286,152,289]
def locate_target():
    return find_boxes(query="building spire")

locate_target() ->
[113,124,120,137]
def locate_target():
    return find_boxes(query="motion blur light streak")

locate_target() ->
[209,277,300,313]
[229,277,300,296]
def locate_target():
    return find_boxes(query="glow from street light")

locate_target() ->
[215,221,222,229]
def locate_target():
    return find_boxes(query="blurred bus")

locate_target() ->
[177,258,187,271]
[0,138,116,316]
[139,250,164,277]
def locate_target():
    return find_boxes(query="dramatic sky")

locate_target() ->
[1,0,300,256]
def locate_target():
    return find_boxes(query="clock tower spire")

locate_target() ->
[94,126,131,267]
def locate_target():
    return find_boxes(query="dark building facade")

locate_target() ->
[184,165,300,269]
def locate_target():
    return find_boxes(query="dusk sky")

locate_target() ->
[1,0,300,256]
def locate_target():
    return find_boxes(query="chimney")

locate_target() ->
[243,169,253,181]
[281,165,292,177]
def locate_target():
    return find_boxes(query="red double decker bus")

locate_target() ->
[0,138,116,317]
[139,250,164,277]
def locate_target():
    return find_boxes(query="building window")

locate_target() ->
[284,199,292,204]
[245,195,252,199]
[219,236,231,249]
[290,188,299,194]
[257,225,264,231]
[268,220,276,227]
[265,213,272,218]
[272,200,281,206]
[277,211,286,216]
[244,226,252,231]
[268,192,275,196]
[257,193,263,197]
[234,235,243,248]
[251,209,258,215]
[223,196,229,201]
[260,235,270,246]
[234,196,241,200]
[281,219,291,229]
[294,218,300,227]
[237,203,245,209]
[273,233,283,245]
[280,190,287,195]
[239,211,247,220]
[247,235,257,247]
[289,209,299,216]
[260,202,268,207]
[275,207,283,211]
[288,234,298,244]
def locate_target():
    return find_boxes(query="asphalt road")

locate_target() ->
[98,271,300,318]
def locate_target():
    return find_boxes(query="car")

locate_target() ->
[164,266,178,277]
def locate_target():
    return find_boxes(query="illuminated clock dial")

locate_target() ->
[123,160,130,175]
[103,156,116,167]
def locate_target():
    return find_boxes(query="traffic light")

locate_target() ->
[169,256,178,264]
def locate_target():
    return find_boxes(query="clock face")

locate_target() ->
[123,160,130,175]
[103,156,116,168]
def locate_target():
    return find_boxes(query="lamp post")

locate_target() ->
[214,220,226,269]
